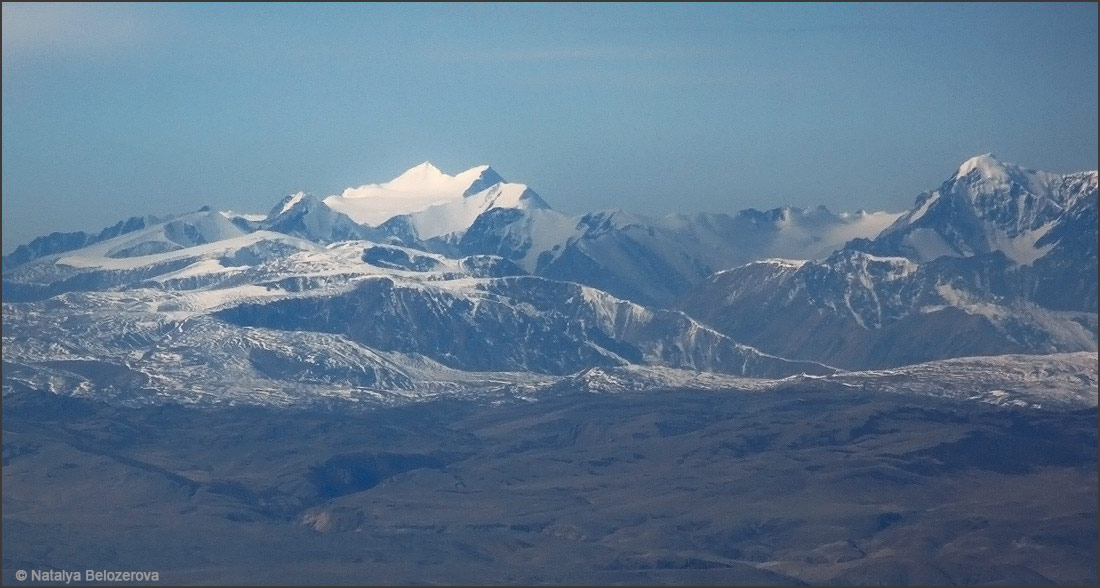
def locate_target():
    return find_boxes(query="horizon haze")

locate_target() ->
[2,2,1097,252]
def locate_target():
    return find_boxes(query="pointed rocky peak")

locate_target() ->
[953,153,1012,182]
[457,165,507,197]
[268,191,309,218]
[946,153,1072,209]
[515,186,551,210]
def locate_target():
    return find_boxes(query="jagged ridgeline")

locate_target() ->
[3,156,1096,407]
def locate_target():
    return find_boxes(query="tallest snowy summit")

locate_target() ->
[323,162,509,226]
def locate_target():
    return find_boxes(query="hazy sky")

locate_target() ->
[3,2,1097,252]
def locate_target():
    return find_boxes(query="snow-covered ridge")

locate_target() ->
[5,160,901,308]
[403,181,549,240]
[954,153,1014,182]
[680,155,1097,371]
[755,258,808,270]
[273,191,307,216]
[563,352,1097,410]
[873,153,1097,264]
[323,162,516,226]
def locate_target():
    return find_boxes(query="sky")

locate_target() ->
[2,2,1097,252]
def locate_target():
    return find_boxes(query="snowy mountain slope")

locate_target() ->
[681,249,1096,369]
[3,211,837,411]
[457,205,900,305]
[3,294,421,407]
[458,207,582,269]
[858,154,1097,265]
[2,214,167,269]
[5,269,1092,411]
[0,212,533,304]
[246,192,375,244]
[1,211,324,302]
[403,181,550,241]
[214,274,832,378]
[1017,181,1099,312]
[2,257,545,407]
[12,267,1089,411]
[103,208,247,258]
[680,156,1099,369]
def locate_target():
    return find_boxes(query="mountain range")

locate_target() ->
[680,155,1098,369]
[2,154,1096,407]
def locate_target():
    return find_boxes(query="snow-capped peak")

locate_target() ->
[959,152,1003,175]
[954,153,1008,181]
[366,162,504,197]
[270,191,307,216]
[384,161,448,192]
[323,162,512,226]
[862,154,1096,265]
[455,165,506,197]
[946,154,1067,207]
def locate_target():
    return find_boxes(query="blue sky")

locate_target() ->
[3,2,1097,252]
